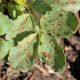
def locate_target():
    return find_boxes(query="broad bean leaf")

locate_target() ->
[0,12,33,40]
[8,33,37,71]
[0,38,13,59]
[1,0,80,73]
[6,14,28,40]
[38,33,66,72]
[32,0,51,14]
[40,5,78,38]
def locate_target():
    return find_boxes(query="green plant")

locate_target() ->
[0,0,79,72]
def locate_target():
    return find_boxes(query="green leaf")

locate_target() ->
[8,33,38,71]
[38,33,66,72]
[0,12,14,36]
[40,7,78,38]
[0,38,13,59]
[32,0,51,14]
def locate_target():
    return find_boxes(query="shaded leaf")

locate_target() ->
[51,36,66,72]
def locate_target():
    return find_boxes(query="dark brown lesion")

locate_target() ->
[59,13,63,17]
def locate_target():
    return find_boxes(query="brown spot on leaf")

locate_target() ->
[59,13,63,17]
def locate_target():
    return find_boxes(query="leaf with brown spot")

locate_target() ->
[38,33,66,72]
[40,7,78,38]
[8,33,38,71]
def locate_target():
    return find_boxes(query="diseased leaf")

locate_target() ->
[0,0,79,73]
[8,33,38,71]
[38,33,54,66]
[0,38,13,59]
[38,33,66,71]
[13,31,35,46]
[0,12,32,40]
[6,13,28,39]
[40,8,78,38]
